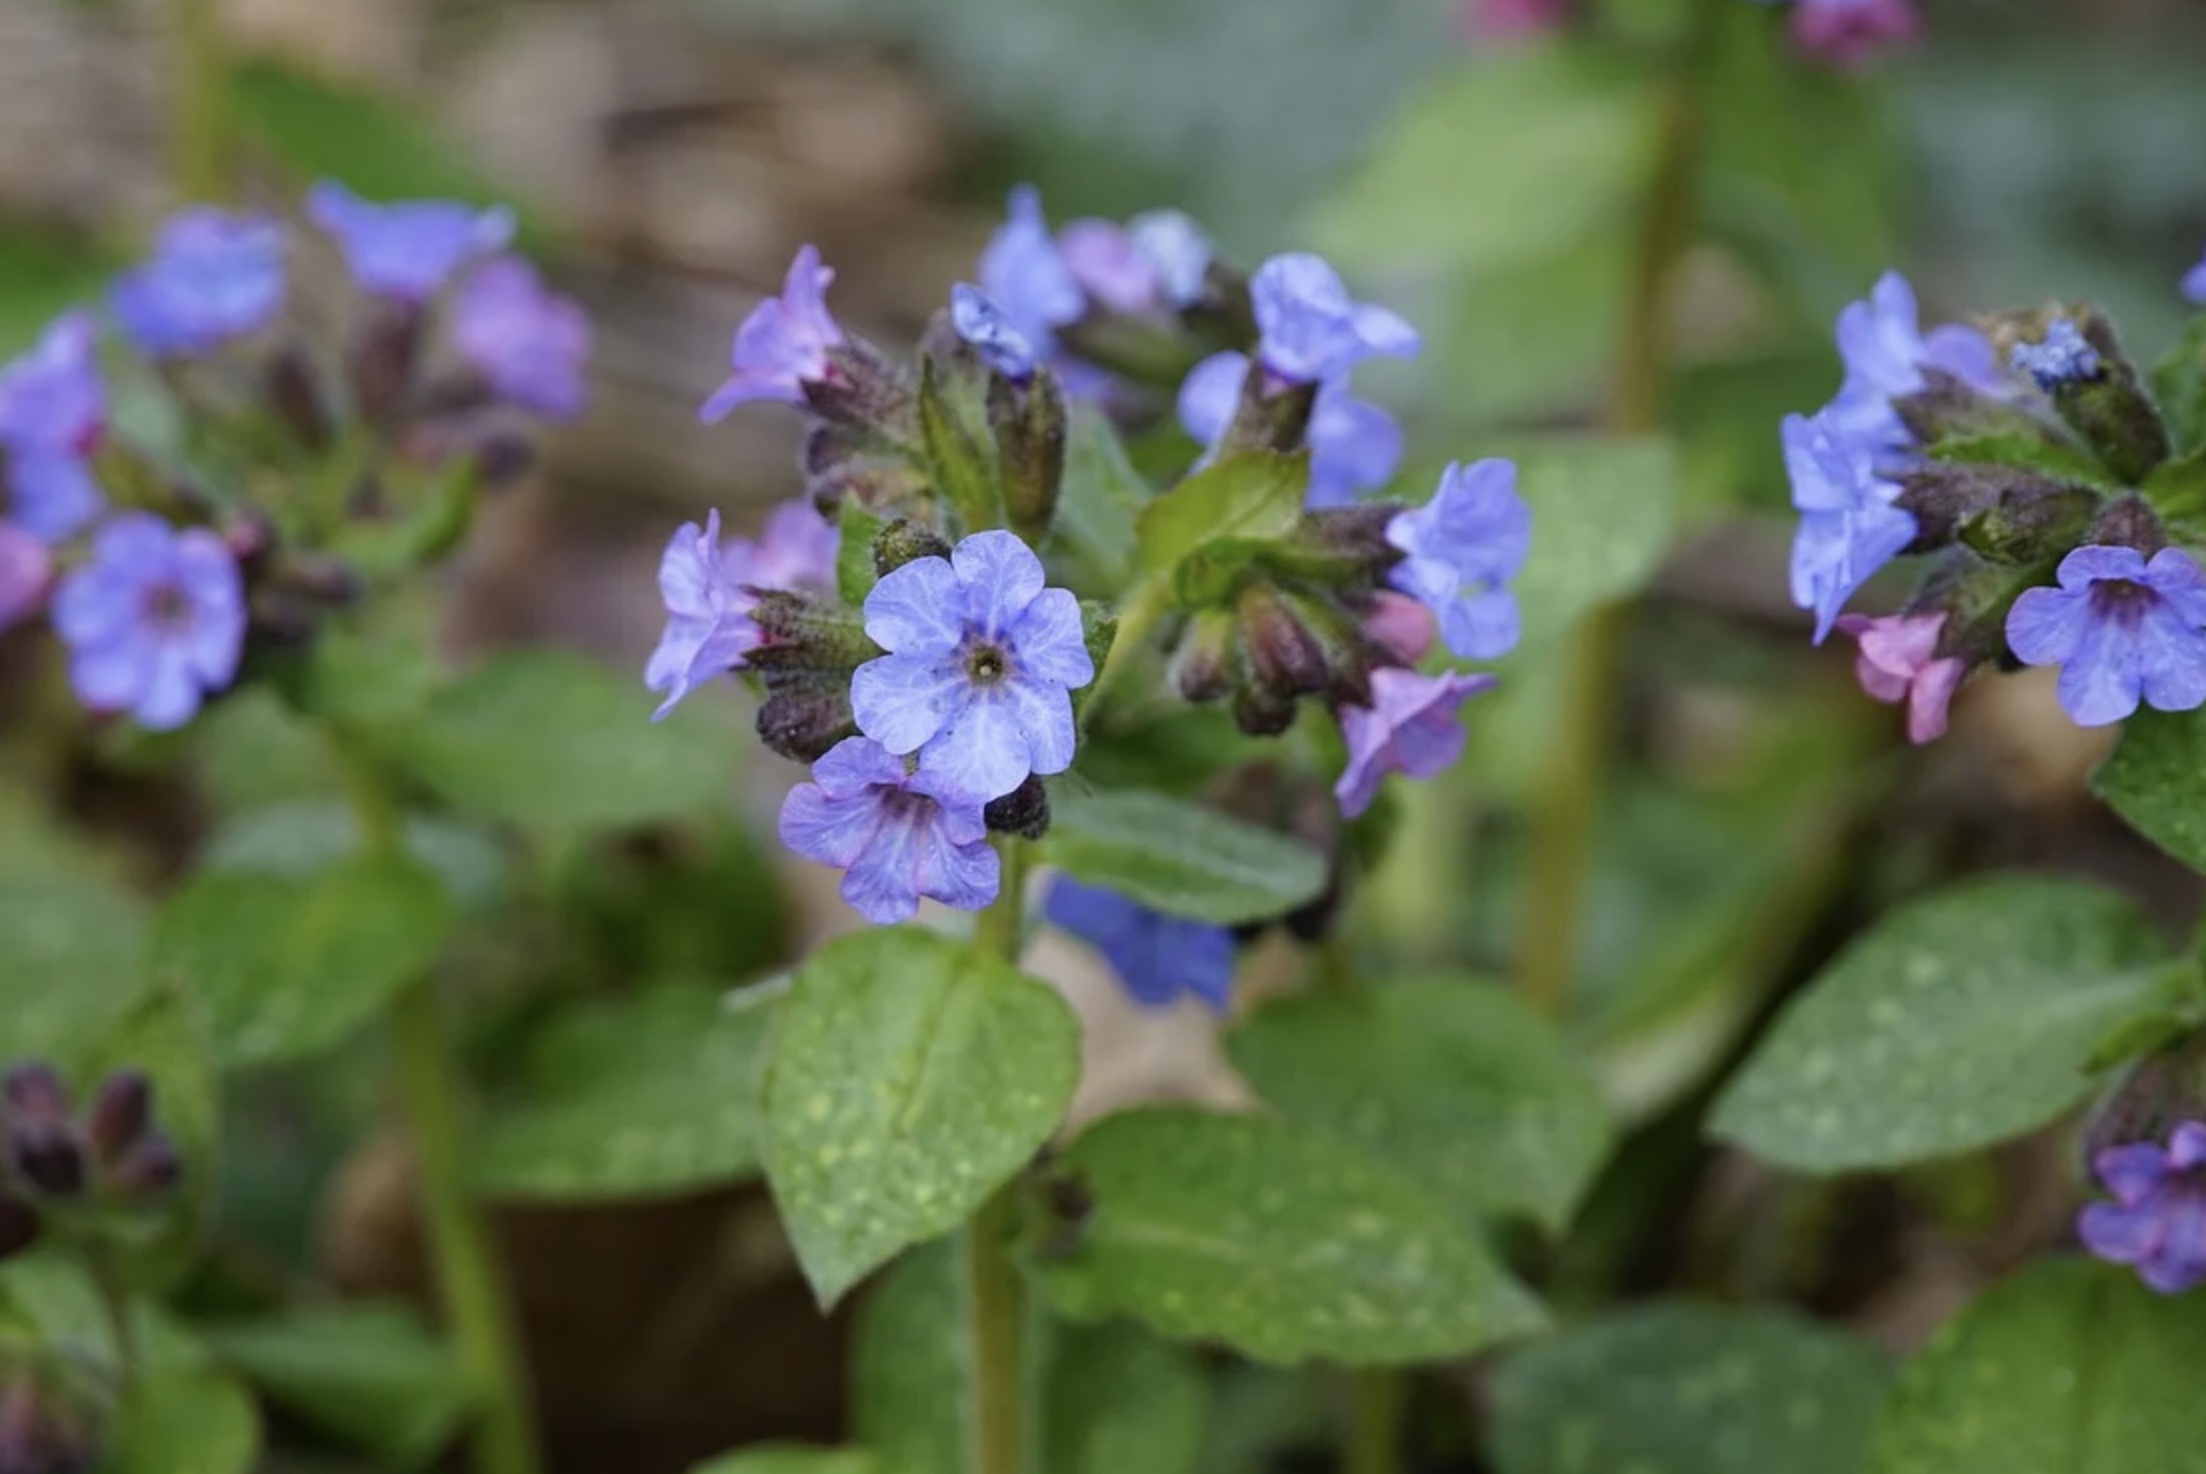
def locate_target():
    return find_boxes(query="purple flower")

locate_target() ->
[777,736,999,923]
[2080,1123,2206,1294]
[950,284,1040,381]
[1178,352,1404,508]
[1824,271,2001,458]
[978,186,1085,358]
[1784,411,1917,644]
[1335,668,1495,819]
[1385,459,1530,660]
[307,182,514,303]
[644,499,839,718]
[2185,249,2206,307]
[701,245,846,422]
[1460,0,1572,43]
[1043,878,1237,1011]
[850,529,1094,802]
[109,208,286,357]
[1128,211,1212,310]
[0,521,51,633]
[1057,211,1215,316]
[1788,0,1921,67]
[52,513,244,731]
[2010,318,2101,392]
[0,314,107,542]
[1249,253,1420,387]
[452,257,591,420]
[2005,544,2206,728]
[1835,611,1965,744]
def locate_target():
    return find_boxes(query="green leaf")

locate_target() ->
[1135,452,1306,583]
[1501,436,1678,648]
[1039,1107,1546,1365]
[1227,977,1611,1232]
[853,1238,965,1474]
[477,985,773,1199]
[763,928,1081,1305]
[0,225,118,354]
[0,875,148,1061]
[203,799,507,912]
[919,358,1002,533]
[2152,314,2206,455]
[1870,1257,2206,1474]
[692,1448,876,1474]
[1488,1303,1890,1474]
[838,503,887,606]
[1708,875,2171,1172]
[2094,706,2206,872]
[1044,785,1328,925]
[401,649,734,829]
[106,1368,261,1474]
[1054,407,1148,585]
[1311,46,1658,276]
[1045,1318,1208,1474]
[200,1304,468,1469]
[1928,432,2118,489]
[155,855,455,1067]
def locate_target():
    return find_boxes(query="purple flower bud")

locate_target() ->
[9,1126,82,1197]
[2009,317,2102,392]
[1044,878,1237,1011]
[1178,352,1404,508]
[950,284,1040,382]
[83,1070,152,1167]
[1784,412,1918,644]
[1,1064,68,1125]
[851,530,1094,802]
[702,245,848,421]
[1834,612,1965,744]
[777,736,1000,924]
[1385,459,1530,661]
[1334,667,1495,819]
[1362,590,1437,665]
[109,207,286,357]
[1248,253,1420,388]
[2081,1121,2206,1294]
[645,499,841,718]
[452,257,591,421]
[1789,0,1921,68]
[0,313,107,542]
[307,181,514,303]
[2005,544,2206,728]
[107,1134,182,1198]
[1824,271,2002,458]
[2185,248,2206,307]
[0,522,51,634]
[979,185,1085,360]
[52,513,246,732]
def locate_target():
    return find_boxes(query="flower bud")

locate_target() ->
[989,368,1067,545]
[872,518,953,576]
[9,1127,83,1199]
[1242,584,1375,708]
[265,345,332,451]
[82,1072,150,1169]
[2089,493,2167,558]
[1997,307,2170,485]
[1,1066,68,1127]
[1171,609,1238,705]
[105,1135,182,1200]
[745,591,880,673]
[1894,463,2097,562]
[350,299,424,425]
[983,775,1052,840]
[756,678,858,764]
[802,340,920,442]
[1893,368,2062,448]
[2084,1031,2206,1169]
[1217,360,1317,459]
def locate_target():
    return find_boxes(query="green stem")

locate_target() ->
[1346,1366,1406,1474]
[89,1255,138,1387]
[1078,575,1171,737]
[964,839,1034,1474]
[1513,54,1703,1019]
[333,737,541,1474]
[170,0,228,201]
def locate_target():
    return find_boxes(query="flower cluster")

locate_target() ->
[648,195,1531,1004]
[1783,263,2206,738]
[0,1063,181,1265]
[0,182,588,734]
[2081,1121,2206,1294]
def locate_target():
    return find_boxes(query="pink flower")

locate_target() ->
[1835,611,1965,744]
[1459,0,1570,43]
[1361,591,1436,665]
[1790,0,1920,69]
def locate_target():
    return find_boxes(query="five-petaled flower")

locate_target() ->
[778,736,999,923]
[1043,878,1237,1011]
[1335,668,1495,818]
[1823,271,2000,458]
[1249,253,1420,388]
[850,529,1094,802]
[1784,411,1917,643]
[452,258,592,421]
[1386,459,1531,660]
[0,313,107,543]
[645,500,840,718]
[307,181,513,303]
[2005,544,2206,728]
[702,245,847,422]
[53,513,244,731]
[2010,318,2101,392]
[110,208,287,358]
[2080,1122,2206,1295]
[1178,352,1404,508]
[1834,612,1966,744]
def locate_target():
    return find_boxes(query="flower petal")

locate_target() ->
[850,652,963,755]
[863,555,965,656]
[1008,588,1094,688]
[2004,585,2091,667]
[779,782,887,872]
[951,530,1046,639]
[918,690,1033,801]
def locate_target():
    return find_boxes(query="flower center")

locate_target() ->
[963,639,1012,687]
[141,582,193,631]
[2090,578,2158,627]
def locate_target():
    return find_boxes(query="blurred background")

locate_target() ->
[4,0,2206,1469]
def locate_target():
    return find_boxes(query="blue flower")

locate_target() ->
[2009,317,2101,391]
[1177,351,1403,508]
[306,181,513,303]
[1783,411,1917,643]
[109,208,286,357]
[0,522,50,634]
[950,284,1040,381]
[702,245,846,422]
[0,313,107,543]
[1249,253,1419,387]
[1127,211,1213,309]
[645,501,840,718]
[850,529,1094,801]
[978,185,1085,359]
[2080,1122,2206,1294]
[1824,271,2001,457]
[1385,459,1530,660]
[1335,668,1495,818]
[2186,248,2206,307]
[52,513,244,731]
[1043,878,1237,1011]
[2005,544,2206,728]
[778,736,999,924]
[452,257,592,420]
[1057,211,1215,316]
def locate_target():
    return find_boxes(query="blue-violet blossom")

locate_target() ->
[778,736,999,924]
[1386,459,1531,660]
[1249,253,1419,388]
[701,245,845,422]
[645,500,840,718]
[1178,351,1403,508]
[2010,318,2101,392]
[950,284,1040,381]
[307,182,513,303]
[1058,211,1213,315]
[0,313,107,542]
[978,186,1085,358]
[1044,878,1237,1012]
[2005,544,2206,728]
[52,513,244,731]
[110,208,286,357]
[850,529,1094,802]
[0,522,49,633]
[2186,248,2206,307]
[1824,270,2000,458]
[452,257,592,421]
[2080,1122,2206,1295]
[1336,668,1495,818]
[1783,411,1917,643]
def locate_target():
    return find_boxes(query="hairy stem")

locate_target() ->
[964,839,1034,1474]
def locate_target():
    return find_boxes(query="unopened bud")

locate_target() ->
[1,1066,68,1127]
[1218,361,1317,459]
[1240,583,1331,702]
[803,341,920,443]
[83,1072,150,1168]
[265,345,331,450]
[2089,493,2167,558]
[2085,1031,2206,1168]
[757,679,858,764]
[989,368,1067,544]
[350,300,425,425]
[106,1135,181,1199]
[983,776,1051,840]
[873,519,953,576]
[1170,609,1239,705]
[1360,590,1436,665]
[745,591,880,672]
[10,1127,83,1198]
[1998,307,2169,484]
[1894,463,2096,562]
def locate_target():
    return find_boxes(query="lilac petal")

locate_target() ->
[2056,608,2145,727]
[905,769,992,845]
[838,811,927,925]
[1058,219,1155,315]
[2098,1143,2171,1206]
[2166,1124,2206,1171]
[980,185,1084,333]
[2137,1248,2206,1295]
[2133,600,2206,715]
[950,284,1041,381]
[2144,1191,2206,1291]
[1439,588,1521,661]
[133,647,206,732]
[909,816,1001,914]
[807,735,909,798]
[1307,389,1403,507]
[1007,588,1094,688]
[1921,323,2000,389]
[2080,1198,2160,1266]
[8,451,104,542]
[850,653,964,755]
[779,782,887,872]
[863,556,965,656]
[753,498,839,592]
[1177,352,1247,447]
[1127,211,1212,308]
[69,637,150,714]
[1350,302,1421,360]
[919,692,1033,801]
[951,530,1046,638]
[2057,543,2150,590]
[1003,674,1077,779]
[2004,585,2091,666]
